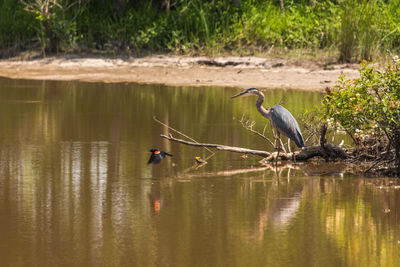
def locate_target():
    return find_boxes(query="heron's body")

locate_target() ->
[232,88,305,149]
[266,105,305,148]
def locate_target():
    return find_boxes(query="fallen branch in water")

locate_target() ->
[160,133,349,162]
[160,134,271,157]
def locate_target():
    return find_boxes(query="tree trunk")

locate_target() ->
[43,20,57,53]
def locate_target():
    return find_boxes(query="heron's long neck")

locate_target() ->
[255,92,270,118]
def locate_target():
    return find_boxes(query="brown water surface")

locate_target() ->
[0,77,399,266]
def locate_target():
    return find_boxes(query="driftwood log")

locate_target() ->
[160,132,349,162]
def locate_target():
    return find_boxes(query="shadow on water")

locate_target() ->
[0,77,399,266]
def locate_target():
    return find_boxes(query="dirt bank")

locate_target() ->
[0,55,360,91]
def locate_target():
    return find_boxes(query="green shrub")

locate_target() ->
[321,58,400,172]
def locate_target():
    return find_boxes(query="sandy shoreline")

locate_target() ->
[0,55,360,91]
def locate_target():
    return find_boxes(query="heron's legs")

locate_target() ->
[276,132,281,166]
[272,129,286,152]
[288,139,296,162]
[272,128,277,149]
[287,140,291,154]
[279,138,287,153]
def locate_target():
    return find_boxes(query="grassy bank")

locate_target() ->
[1,0,399,62]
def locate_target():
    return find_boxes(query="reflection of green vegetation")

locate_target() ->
[140,176,400,267]
[2,79,400,266]
[321,178,400,267]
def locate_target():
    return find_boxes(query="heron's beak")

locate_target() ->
[231,90,248,99]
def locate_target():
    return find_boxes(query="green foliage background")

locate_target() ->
[1,0,400,61]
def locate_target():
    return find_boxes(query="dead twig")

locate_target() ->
[153,116,215,158]
[363,158,387,174]
[239,116,274,147]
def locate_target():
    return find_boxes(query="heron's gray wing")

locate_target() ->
[269,105,305,148]
[293,128,305,148]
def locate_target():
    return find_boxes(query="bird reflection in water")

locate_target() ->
[178,162,305,242]
[148,180,164,214]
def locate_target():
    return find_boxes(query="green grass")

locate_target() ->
[1,0,400,62]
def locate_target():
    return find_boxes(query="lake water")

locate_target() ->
[0,77,399,266]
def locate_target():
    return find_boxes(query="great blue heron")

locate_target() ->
[148,149,173,164]
[231,88,305,152]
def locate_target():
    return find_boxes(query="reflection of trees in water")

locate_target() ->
[319,177,400,267]
[176,164,400,265]
[1,140,400,265]
[1,79,400,265]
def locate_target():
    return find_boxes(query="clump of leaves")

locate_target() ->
[321,57,400,173]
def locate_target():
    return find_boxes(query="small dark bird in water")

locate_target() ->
[147,149,173,164]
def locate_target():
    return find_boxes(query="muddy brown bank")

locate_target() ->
[0,55,359,90]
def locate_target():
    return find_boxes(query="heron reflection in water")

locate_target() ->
[231,88,305,159]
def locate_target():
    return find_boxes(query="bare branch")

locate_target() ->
[161,134,349,162]
[153,116,215,157]
[160,134,271,157]
[239,117,274,147]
